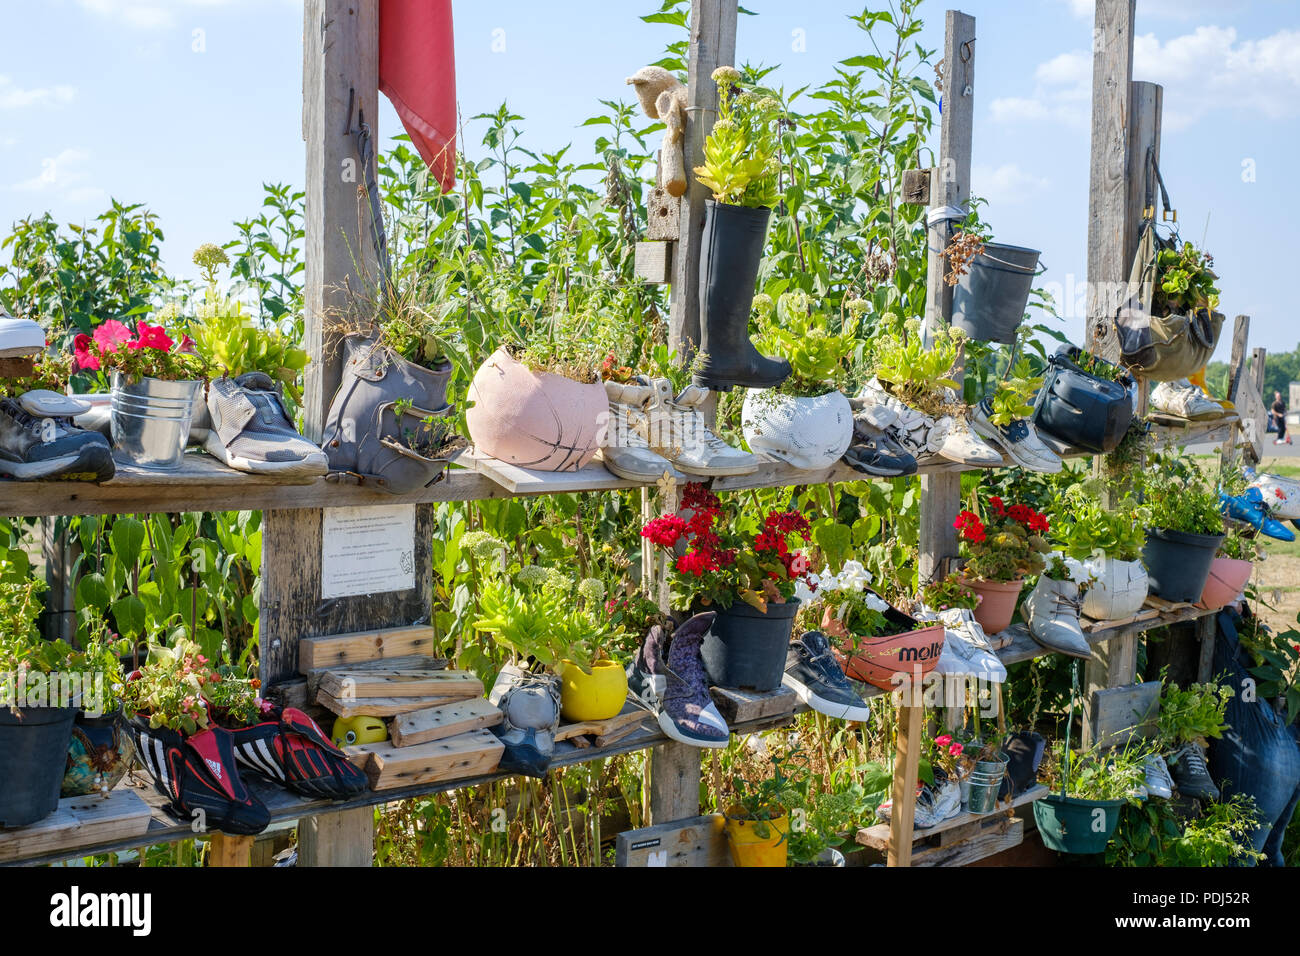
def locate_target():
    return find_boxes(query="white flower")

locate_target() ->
[864,592,890,614]
[838,560,873,591]
[793,579,817,605]
[816,565,839,592]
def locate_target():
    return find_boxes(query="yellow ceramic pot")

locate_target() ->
[559,660,628,722]
[724,808,789,867]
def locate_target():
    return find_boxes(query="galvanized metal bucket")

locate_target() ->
[966,752,1009,815]
[110,374,201,470]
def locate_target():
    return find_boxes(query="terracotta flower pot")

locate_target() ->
[824,602,946,691]
[1199,557,1253,609]
[961,577,1025,636]
[465,347,607,472]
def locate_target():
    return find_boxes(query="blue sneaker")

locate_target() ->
[1220,487,1295,541]
[782,631,871,722]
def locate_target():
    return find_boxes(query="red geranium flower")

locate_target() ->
[641,515,687,548]
[73,333,99,371]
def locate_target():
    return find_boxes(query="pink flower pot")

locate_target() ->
[1199,557,1252,609]
[961,577,1025,636]
[465,348,607,472]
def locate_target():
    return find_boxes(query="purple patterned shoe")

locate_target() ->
[627,612,730,748]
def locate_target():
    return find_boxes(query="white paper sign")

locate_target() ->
[320,504,416,599]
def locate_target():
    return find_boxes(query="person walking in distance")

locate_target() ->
[1273,391,1291,445]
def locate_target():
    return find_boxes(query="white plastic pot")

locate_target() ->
[741,388,853,470]
[1081,555,1149,621]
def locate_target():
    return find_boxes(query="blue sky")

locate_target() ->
[2,0,1298,361]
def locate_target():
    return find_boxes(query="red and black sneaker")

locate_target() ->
[227,706,369,800]
[130,717,271,835]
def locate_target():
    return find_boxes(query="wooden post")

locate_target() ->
[895,8,975,869]
[648,741,703,825]
[208,832,255,867]
[41,517,78,642]
[277,0,391,867]
[667,0,738,360]
[1084,0,1137,362]
[1220,315,1252,473]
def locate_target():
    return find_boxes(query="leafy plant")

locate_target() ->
[1049,741,1146,803]
[71,318,202,383]
[724,752,804,840]
[870,316,963,418]
[1141,451,1225,536]
[752,291,861,397]
[1156,679,1232,748]
[1217,525,1261,562]
[1236,609,1300,722]
[693,66,782,207]
[982,355,1043,426]
[1155,240,1220,315]
[920,572,981,612]
[1052,490,1147,563]
[120,637,261,734]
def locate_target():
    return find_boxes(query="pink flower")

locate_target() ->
[178,334,197,354]
[73,333,99,371]
[934,734,952,748]
[949,743,963,756]
[133,321,173,352]
[93,320,134,353]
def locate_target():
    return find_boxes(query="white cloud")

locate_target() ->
[0,75,75,110]
[991,25,1300,133]
[11,149,104,204]
[972,163,1051,206]
[1060,0,1237,22]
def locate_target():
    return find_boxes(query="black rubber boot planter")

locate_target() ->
[0,705,77,827]
[951,242,1040,345]
[691,200,791,392]
[1142,527,1225,603]
[701,599,800,692]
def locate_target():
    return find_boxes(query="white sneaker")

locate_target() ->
[0,314,45,358]
[937,414,1006,468]
[1143,754,1174,800]
[1249,473,1300,520]
[924,606,1007,681]
[599,380,685,482]
[856,378,948,464]
[1150,379,1223,421]
[970,399,1062,473]
[877,778,963,828]
[664,383,758,477]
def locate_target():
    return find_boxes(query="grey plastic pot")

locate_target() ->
[951,242,1042,345]
[701,599,800,692]
[1142,527,1225,603]
[0,705,78,827]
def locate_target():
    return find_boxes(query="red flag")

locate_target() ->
[379,0,457,192]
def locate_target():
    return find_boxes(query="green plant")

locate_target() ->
[1156,679,1232,748]
[752,291,861,397]
[1141,451,1225,536]
[1236,609,1300,722]
[1052,491,1147,563]
[920,572,981,612]
[724,752,803,840]
[870,316,963,418]
[120,638,260,734]
[1050,741,1146,803]
[982,355,1043,426]
[693,66,782,207]
[1155,240,1220,316]
[1218,526,1262,562]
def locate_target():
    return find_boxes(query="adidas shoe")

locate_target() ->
[227,705,369,800]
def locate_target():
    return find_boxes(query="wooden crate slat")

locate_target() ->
[355,730,504,790]
[390,698,502,747]
[554,700,647,742]
[317,667,481,700]
[615,813,729,867]
[317,688,478,718]
[709,685,798,724]
[463,447,639,495]
[0,789,153,863]
[297,626,436,673]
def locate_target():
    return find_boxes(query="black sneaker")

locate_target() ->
[0,391,115,481]
[782,631,871,722]
[1168,742,1219,801]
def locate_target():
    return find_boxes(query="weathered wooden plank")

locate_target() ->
[357,730,504,790]
[888,697,925,866]
[464,447,637,494]
[615,813,729,867]
[709,684,797,724]
[317,687,477,718]
[649,740,702,824]
[911,816,1023,867]
[554,700,646,742]
[859,785,1048,852]
[634,241,675,284]
[317,667,481,700]
[646,186,681,241]
[0,789,152,863]
[1085,0,1138,360]
[390,698,503,748]
[1089,680,1160,748]
[668,0,738,359]
[297,808,374,867]
[208,832,255,867]
[297,626,436,673]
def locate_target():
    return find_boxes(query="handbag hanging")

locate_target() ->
[1111,148,1224,381]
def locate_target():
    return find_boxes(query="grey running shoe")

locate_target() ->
[1143,754,1174,800]
[783,631,871,722]
[0,392,114,481]
[204,373,327,476]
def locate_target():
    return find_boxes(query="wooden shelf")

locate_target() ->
[996,601,1219,668]
[857,783,1048,850]
[0,698,797,867]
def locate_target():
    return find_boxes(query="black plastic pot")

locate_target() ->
[701,599,800,692]
[1142,527,1225,603]
[0,705,78,827]
[951,242,1041,344]
[691,201,790,391]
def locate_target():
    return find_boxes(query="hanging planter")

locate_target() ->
[466,347,606,472]
[1032,347,1134,454]
[1033,793,1126,855]
[701,599,800,692]
[110,374,202,470]
[0,705,79,827]
[741,388,853,470]
[1142,528,1225,603]
[1081,556,1149,620]
[951,242,1042,345]
[1199,557,1253,609]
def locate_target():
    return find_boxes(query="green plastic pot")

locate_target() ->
[1033,793,1125,854]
